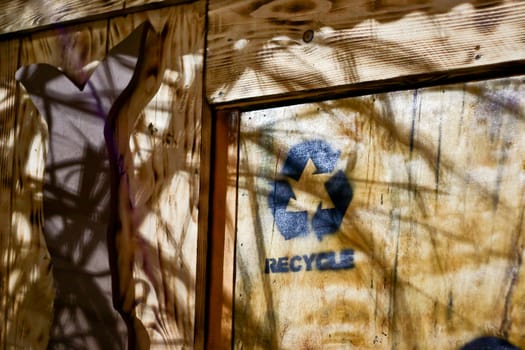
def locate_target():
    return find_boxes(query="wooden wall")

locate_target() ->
[0,0,524,349]
[0,1,207,349]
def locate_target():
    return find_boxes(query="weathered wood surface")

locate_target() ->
[0,0,195,37]
[206,0,525,105]
[0,37,55,349]
[108,2,206,348]
[16,20,152,349]
[234,76,525,349]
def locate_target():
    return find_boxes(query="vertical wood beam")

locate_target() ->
[194,101,212,350]
[206,110,239,350]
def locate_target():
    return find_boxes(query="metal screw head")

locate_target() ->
[303,29,314,43]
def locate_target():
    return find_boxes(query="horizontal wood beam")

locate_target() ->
[212,59,525,111]
[206,0,525,106]
[0,0,196,39]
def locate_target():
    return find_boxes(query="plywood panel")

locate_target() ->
[17,20,131,349]
[0,0,123,35]
[235,76,525,349]
[206,0,525,105]
[108,1,206,347]
[0,38,53,350]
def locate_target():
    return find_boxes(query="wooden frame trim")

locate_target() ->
[205,110,240,350]
[211,59,525,112]
[194,101,213,350]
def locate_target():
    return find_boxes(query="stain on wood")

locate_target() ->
[107,1,206,348]
[233,75,525,349]
[206,0,525,104]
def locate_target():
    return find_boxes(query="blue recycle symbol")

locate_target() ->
[269,140,353,241]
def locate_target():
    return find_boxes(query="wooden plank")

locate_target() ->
[206,110,240,350]
[0,38,18,347]
[0,39,55,350]
[0,0,123,36]
[16,20,132,350]
[234,75,525,349]
[107,1,206,347]
[206,0,525,105]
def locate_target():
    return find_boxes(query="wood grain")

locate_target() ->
[206,110,240,350]
[0,38,54,350]
[206,0,525,105]
[108,2,206,348]
[0,38,18,345]
[0,0,200,37]
[0,37,56,350]
[234,75,525,349]
[0,38,56,349]
[125,0,169,7]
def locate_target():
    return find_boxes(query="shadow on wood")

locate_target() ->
[231,76,525,349]
[207,0,525,106]
[15,22,150,349]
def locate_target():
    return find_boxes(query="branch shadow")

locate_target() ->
[232,75,524,349]
[42,142,125,350]
[208,0,518,101]
[13,22,150,350]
